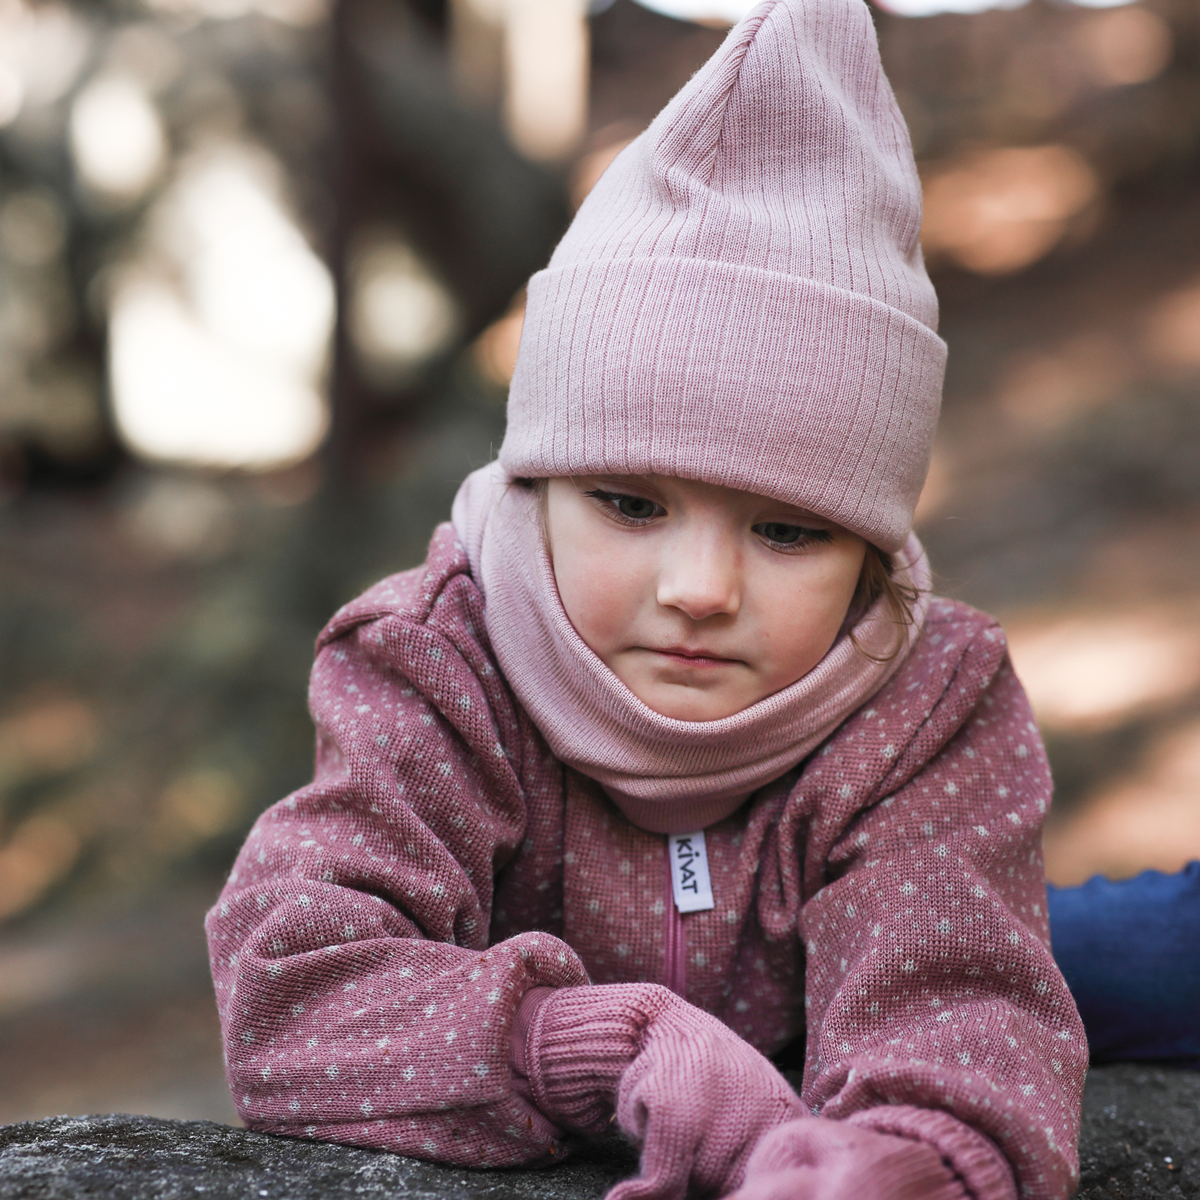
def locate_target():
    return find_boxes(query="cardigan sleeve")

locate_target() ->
[797,630,1086,1200]
[205,552,586,1167]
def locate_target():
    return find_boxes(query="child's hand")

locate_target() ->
[724,1118,968,1200]
[521,983,804,1200]
[606,996,806,1200]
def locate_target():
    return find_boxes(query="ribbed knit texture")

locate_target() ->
[524,985,647,1133]
[849,1106,1017,1200]
[500,0,946,553]
[731,1116,970,1200]
[207,526,1086,1198]
[451,462,931,833]
[526,982,806,1198]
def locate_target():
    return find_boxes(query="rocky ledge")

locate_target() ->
[0,1064,1195,1199]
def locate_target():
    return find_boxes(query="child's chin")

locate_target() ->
[634,684,751,723]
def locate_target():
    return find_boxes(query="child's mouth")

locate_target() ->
[649,646,741,668]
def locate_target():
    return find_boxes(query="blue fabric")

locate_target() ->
[1047,861,1200,1063]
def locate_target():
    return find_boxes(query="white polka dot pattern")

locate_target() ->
[206,525,1084,1198]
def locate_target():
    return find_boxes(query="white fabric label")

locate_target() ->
[668,831,714,913]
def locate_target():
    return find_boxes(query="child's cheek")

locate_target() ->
[750,546,863,683]
[553,531,652,660]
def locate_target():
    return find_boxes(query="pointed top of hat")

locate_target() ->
[554,0,936,328]
[500,0,946,553]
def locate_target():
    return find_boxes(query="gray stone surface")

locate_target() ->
[0,1065,1195,1199]
[1075,1065,1200,1200]
[0,1113,638,1200]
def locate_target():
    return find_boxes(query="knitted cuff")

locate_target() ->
[510,986,555,1106]
[524,982,669,1134]
[847,1106,1018,1200]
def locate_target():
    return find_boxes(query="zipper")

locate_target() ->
[663,841,687,996]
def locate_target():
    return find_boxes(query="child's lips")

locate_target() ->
[646,646,742,668]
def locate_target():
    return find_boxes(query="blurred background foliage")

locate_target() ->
[1,0,1200,1124]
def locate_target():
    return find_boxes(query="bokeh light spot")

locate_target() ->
[1008,610,1200,731]
[921,145,1098,275]
[0,0,89,121]
[471,291,525,387]
[1145,279,1200,371]
[1075,6,1172,87]
[503,0,588,161]
[69,75,166,201]
[1045,717,1200,885]
[349,233,460,383]
[109,145,333,470]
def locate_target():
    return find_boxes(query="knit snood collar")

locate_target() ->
[451,462,931,835]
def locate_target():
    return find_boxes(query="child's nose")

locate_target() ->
[656,537,741,621]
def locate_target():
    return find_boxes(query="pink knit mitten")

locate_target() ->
[520,983,805,1200]
[725,1117,968,1200]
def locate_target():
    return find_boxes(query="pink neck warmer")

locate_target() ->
[452,462,930,834]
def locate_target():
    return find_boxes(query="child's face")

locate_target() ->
[545,475,868,721]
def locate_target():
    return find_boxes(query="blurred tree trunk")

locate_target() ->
[325,0,569,483]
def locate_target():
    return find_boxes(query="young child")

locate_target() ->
[206,1,1087,1197]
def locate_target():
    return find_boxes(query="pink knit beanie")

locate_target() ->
[499,0,944,554]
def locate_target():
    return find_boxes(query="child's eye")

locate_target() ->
[615,495,658,520]
[584,489,663,523]
[752,521,834,549]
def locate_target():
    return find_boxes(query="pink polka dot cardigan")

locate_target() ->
[206,524,1086,1198]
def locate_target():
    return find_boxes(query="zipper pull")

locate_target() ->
[667,830,715,913]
